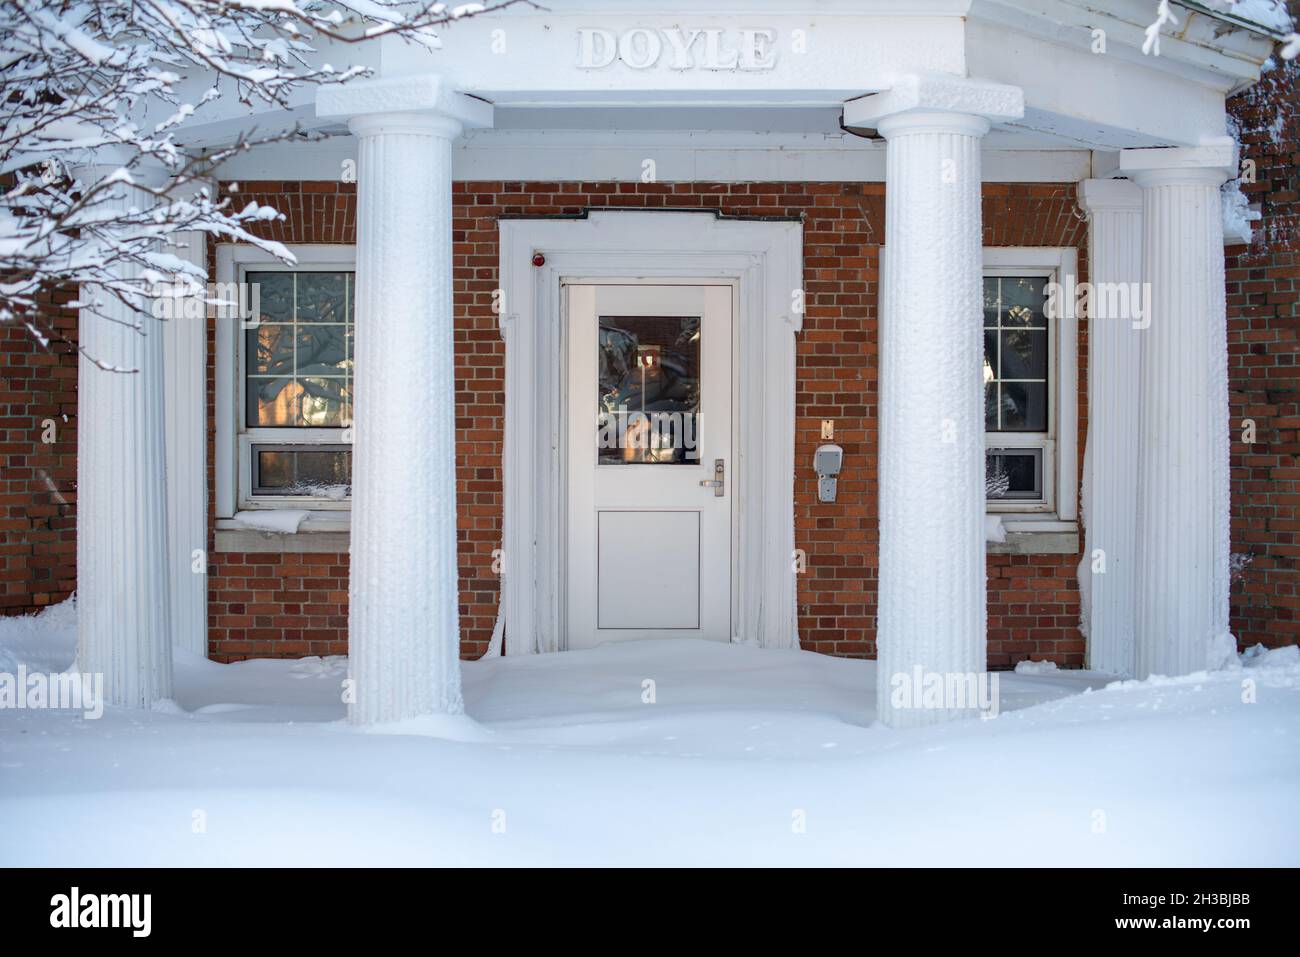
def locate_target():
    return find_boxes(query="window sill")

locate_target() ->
[212,513,1075,557]
[986,517,1079,556]
[215,513,351,554]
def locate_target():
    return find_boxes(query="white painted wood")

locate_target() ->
[1128,152,1234,679]
[77,180,172,706]
[378,10,967,102]
[965,19,1242,149]
[162,231,208,657]
[968,0,1275,88]
[873,103,998,728]
[345,112,466,723]
[982,246,1079,522]
[212,133,1093,184]
[596,511,701,629]
[453,136,1088,184]
[213,248,237,521]
[317,74,493,130]
[214,244,357,520]
[1077,179,1143,676]
[177,0,1269,157]
[499,212,801,655]
[566,284,733,647]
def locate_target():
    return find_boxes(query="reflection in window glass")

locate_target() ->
[984,275,1051,505]
[597,316,701,464]
[245,271,353,428]
[985,449,1043,501]
[253,446,352,497]
[982,276,1048,432]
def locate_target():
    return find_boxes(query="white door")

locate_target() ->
[566,283,733,648]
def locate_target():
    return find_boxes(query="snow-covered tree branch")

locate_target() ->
[0,0,527,348]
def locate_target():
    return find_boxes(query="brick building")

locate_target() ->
[2,0,1295,727]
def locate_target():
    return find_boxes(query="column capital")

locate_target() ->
[1078,178,1142,213]
[842,74,1023,138]
[70,148,173,192]
[317,73,493,139]
[1118,140,1236,188]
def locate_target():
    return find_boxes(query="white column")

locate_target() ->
[163,228,208,658]
[318,78,492,724]
[1122,145,1234,679]
[77,178,172,707]
[1077,179,1143,676]
[845,77,1023,727]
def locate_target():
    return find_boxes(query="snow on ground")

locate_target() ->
[1,601,1298,866]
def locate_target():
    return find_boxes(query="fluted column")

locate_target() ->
[346,113,462,724]
[319,77,491,725]
[77,178,172,707]
[163,227,209,657]
[1124,147,1234,679]
[845,77,1023,727]
[1077,179,1143,675]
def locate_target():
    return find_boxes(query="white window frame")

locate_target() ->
[215,244,356,522]
[982,247,1078,525]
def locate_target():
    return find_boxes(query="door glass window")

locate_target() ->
[597,315,700,464]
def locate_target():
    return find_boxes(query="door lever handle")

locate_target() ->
[698,458,725,497]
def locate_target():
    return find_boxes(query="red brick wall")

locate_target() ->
[206,180,1087,666]
[208,553,350,659]
[205,182,356,660]
[1228,47,1300,650]
[0,287,78,613]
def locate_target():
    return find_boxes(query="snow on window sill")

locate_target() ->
[212,510,1074,556]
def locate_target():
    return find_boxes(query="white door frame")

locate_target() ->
[498,210,803,654]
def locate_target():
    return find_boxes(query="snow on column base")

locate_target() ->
[1207,633,1239,671]
[355,712,493,741]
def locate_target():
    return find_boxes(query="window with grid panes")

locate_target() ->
[983,274,1052,508]
[242,270,353,503]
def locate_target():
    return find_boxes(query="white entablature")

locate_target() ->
[175,0,1278,164]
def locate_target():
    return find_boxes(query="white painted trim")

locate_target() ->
[983,246,1080,523]
[454,140,1088,184]
[162,231,209,656]
[214,529,351,554]
[316,74,493,130]
[499,211,802,654]
[1076,177,1143,676]
[988,531,1079,555]
[214,243,356,520]
[844,74,1024,129]
[211,133,1093,184]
